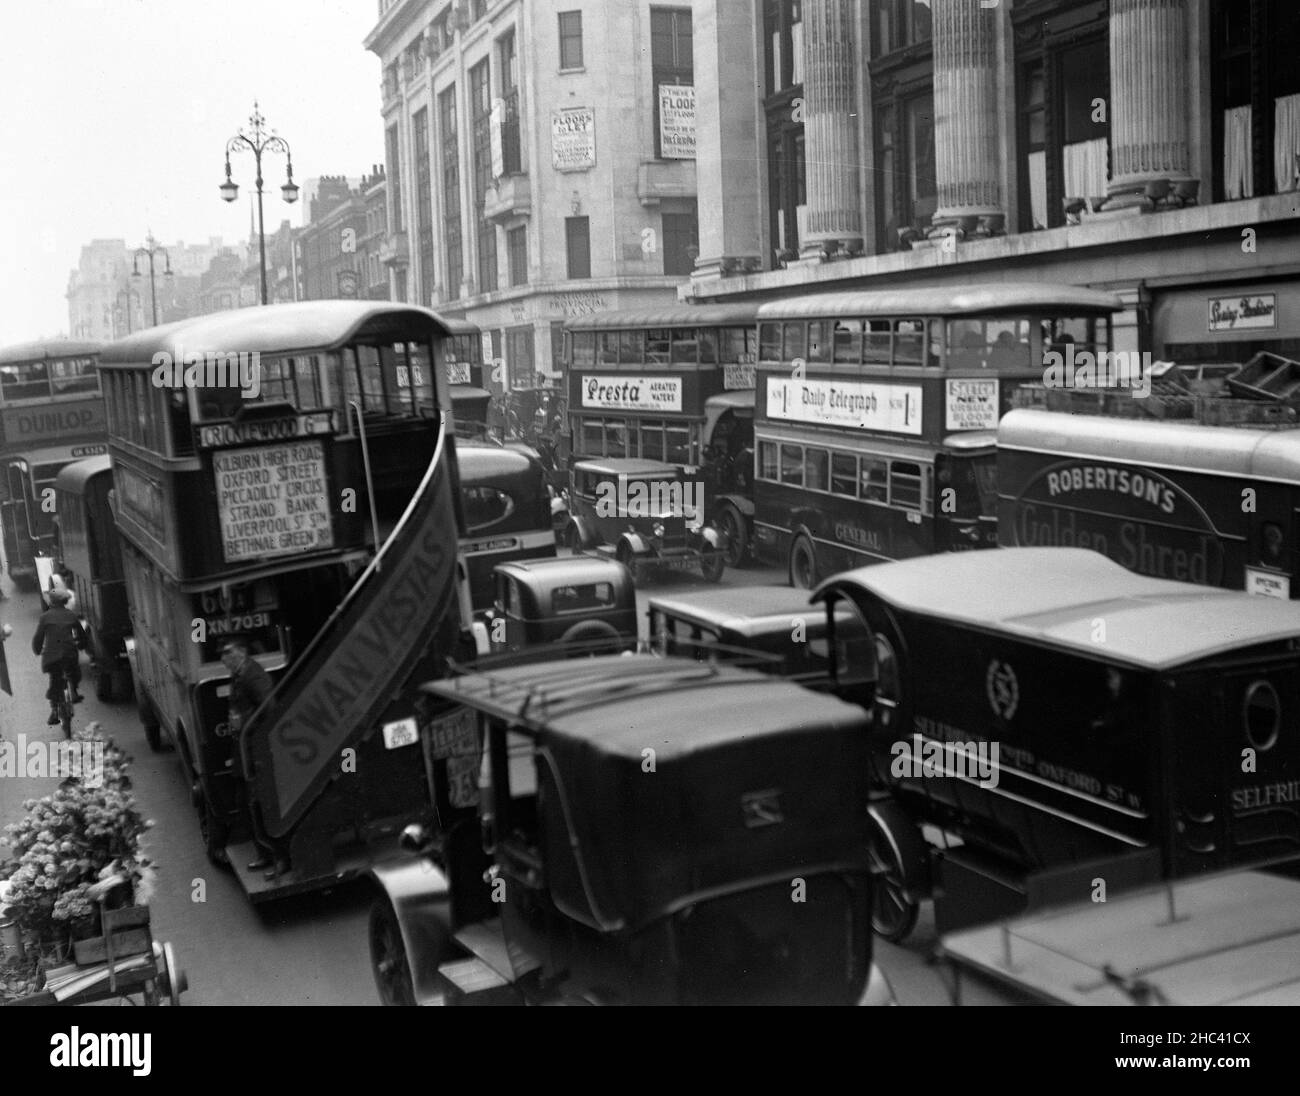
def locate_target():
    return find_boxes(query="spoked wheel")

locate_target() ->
[615,543,638,585]
[866,828,921,943]
[369,898,416,1006]
[60,691,73,739]
[718,505,747,568]
[788,536,818,590]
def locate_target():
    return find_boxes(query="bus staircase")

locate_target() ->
[228,428,468,902]
[1013,351,1300,428]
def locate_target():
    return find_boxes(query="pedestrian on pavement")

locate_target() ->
[31,588,87,725]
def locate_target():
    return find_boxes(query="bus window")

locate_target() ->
[618,329,643,364]
[805,448,828,492]
[861,458,888,503]
[986,320,1032,370]
[463,486,515,532]
[665,424,691,465]
[783,323,806,362]
[671,328,697,364]
[646,328,671,363]
[379,344,410,414]
[864,320,891,364]
[293,356,324,409]
[605,419,628,458]
[698,329,719,364]
[894,320,925,366]
[890,462,924,510]
[948,321,987,369]
[718,326,756,364]
[833,320,863,364]
[831,452,857,497]
[355,346,386,409]
[1,361,51,402]
[259,357,294,402]
[641,422,665,461]
[808,321,831,363]
[572,332,596,367]
[758,440,778,481]
[780,444,804,486]
[759,322,782,362]
[597,331,619,364]
[50,357,99,396]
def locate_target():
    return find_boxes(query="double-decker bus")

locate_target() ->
[99,302,468,901]
[442,318,491,440]
[750,284,1123,586]
[0,338,106,585]
[564,304,761,564]
[998,406,1300,599]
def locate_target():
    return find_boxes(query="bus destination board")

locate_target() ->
[214,440,334,563]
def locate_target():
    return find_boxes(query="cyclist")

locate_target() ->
[32,587,87,725]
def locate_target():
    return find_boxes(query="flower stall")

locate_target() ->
[0,722,187,1005]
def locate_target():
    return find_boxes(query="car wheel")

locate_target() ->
[718,505,747,568]
[789,536,818,590]
[699,545,725,583]
[866,828,921,944]
[369,897,416,1006]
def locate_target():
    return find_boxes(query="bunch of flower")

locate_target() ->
[1,722,154,948]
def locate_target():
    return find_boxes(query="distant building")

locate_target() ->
[66,239,129,342]
[297,170,387,301]
[365,0,699,384]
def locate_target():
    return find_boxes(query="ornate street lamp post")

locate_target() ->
[132,234,173,327]
[220,101,299,305]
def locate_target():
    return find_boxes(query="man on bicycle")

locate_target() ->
[32,587,87,725]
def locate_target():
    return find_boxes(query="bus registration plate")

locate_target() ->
[427,707,479,759]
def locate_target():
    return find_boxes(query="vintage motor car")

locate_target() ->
[366,654,881,1005]
[813,547,1300,944]
[646,584,874,692]
[483,556,638,657]
[565,458,726,584]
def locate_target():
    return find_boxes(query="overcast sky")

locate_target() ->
[0,0,385,344]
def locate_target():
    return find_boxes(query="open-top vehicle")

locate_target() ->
[565,458,725,584]
[814,547,1300,944]
[367,654,881,1005]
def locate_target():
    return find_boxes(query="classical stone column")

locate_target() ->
[799,0,863,257]
[1104,0,1194,211]
[930,0,1003,235]
[690,0,763,281]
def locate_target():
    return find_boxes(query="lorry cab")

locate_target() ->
[814,547,1300,940]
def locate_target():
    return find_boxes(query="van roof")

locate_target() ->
[648,586,827,636]
[815,548,1300,671]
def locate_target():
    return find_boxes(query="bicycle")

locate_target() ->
[49,662,78,739]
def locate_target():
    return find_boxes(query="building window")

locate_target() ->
[470,59,498,294]
[874,92,935,249]
[498,29,522,175]
[661,207,698,276]
[385,124,403,233]
[505,326,535,389]
[764,1,804,263]
[1014,6,1110,231]
[559,11,583,70]
[565,216,591,279]
[870,0,932,58]
[413,107,435,306]
[651,7,693,159]
[439,86,462,299]
[507,225,528,286]
[1211,0,1300,200]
